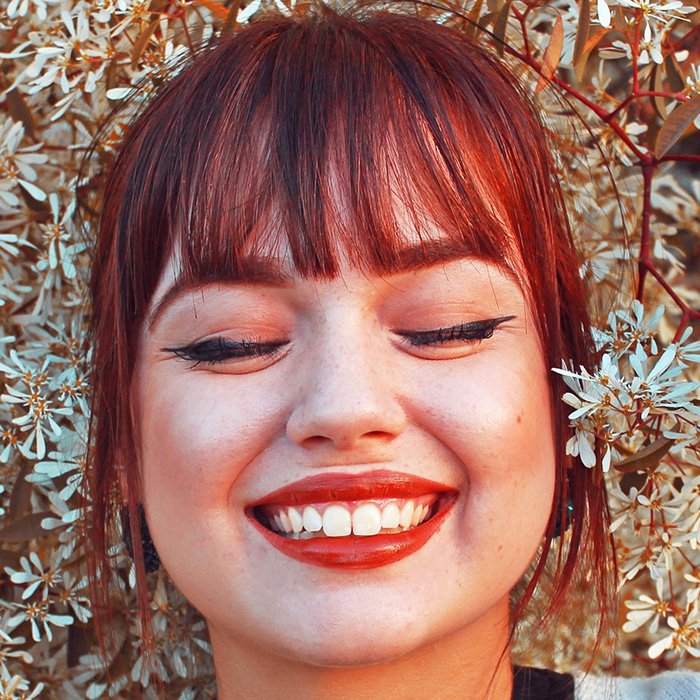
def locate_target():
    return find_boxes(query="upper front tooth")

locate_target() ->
[381,502,400,529]
[352,503,382,536]
[399,501,415,528]
[302,506,322,532]
[323,505,352,537]
[288,507,303,533]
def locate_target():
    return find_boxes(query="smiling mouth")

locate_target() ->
[246,471,457,568]
[254,493,440,539]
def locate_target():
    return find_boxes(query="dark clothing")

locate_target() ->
[513,665,576,700]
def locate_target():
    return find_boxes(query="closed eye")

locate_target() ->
[395,315,516,347]
[163,338,290,368]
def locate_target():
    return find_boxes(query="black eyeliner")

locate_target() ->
[397,315,516,347]
[162,338,289,367]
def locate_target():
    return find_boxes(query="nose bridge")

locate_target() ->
[286,305,406,450]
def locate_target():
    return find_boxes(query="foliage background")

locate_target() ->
[0,0,698,696]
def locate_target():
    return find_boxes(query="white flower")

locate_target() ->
[598,0,612,27]
[0,664,43,699]
[648,611,700,658]
[6,551,62,600]
[624,578,670,633]
[617,0,696,27]
[639,22,664,65]
[7,599,73,642]
[0,118,48,211]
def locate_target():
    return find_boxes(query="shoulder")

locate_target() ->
[574,670,700,700]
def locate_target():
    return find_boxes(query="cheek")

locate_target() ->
[408,346,556,542]
[135,372,282,507]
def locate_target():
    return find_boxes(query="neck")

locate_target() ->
[210,602,513,700]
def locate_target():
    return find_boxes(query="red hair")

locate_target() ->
[84,0,616,667]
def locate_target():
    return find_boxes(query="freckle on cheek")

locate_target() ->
[516,415,522,424]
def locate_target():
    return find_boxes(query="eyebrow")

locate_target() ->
[146,239,486,330]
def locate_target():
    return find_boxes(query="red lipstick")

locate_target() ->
[246,470,458,569]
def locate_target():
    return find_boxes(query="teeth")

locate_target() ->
[322,505,352,537]
[288,507,303,533]
[262,494,440,539]
[302,506,322,532]
[411,504,426,527]
[399,501,415,528]
[352,503,382,536]
[381,502,400,528]
[279,511,293,533]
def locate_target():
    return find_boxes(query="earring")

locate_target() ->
[552,472,574,539]
[122,503,161,572]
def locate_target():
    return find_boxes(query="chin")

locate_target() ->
[285,635,422,668]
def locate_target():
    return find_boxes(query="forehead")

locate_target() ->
[147,224,528,331]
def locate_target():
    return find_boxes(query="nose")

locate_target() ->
[286,326,407,452]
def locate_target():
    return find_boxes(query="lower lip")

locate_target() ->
[247,495,457,569]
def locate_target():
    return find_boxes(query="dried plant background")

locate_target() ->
[0,0,697,696]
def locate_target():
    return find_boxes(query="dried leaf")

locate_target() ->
[664,53,685,93]
[192,0,228,20]
[536,15,564,93]
[652,64,667,119]
[9,461,33,520]
[5,89,36,140]
[0,512,52,542]
[464,0,485,38]
[573,0,590,68]
[655,94,700,157]
[492,1,511,57]
[0,548,22,570]
[131,18,159,68]
[574,28,607,83]
[222,0,242,36]
[614,437,674,473]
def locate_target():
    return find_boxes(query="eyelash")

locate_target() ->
[164,315,516,367]
[164,338,288,368]
[396,315,516,347]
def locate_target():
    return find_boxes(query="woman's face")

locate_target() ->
[132,232,556,667]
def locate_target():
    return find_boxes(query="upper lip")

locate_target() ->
[247,469,459,507]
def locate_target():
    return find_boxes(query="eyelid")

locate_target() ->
[394,315,516,344]
[161,337,290,368]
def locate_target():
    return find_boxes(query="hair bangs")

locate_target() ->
[127,10,534,300]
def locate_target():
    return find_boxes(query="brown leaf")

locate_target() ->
[651,64,667,119]
[614,436,674,473]
[573,0,590,72]
[131,18,160,69]
[9,461,33,520]
[5,90,36,140]
[191,0,228,20]
[222,0,242,36]
[0,512,52,542]
[574,22,607,83]
[536,14,564,93]
[664,53,685,93]
[0,548,22,570]
[464,0,485,38]
[492,1,511,57]
[655,94,700,157]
